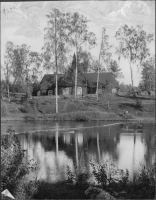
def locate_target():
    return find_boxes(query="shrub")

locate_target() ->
[65,165,89,189]
[1,128,37,199]
[1,101,8,116]
[135,99,143,110]
[30,160,156,199]
[130,163,155,199]
[90,161,155,199]
[90,161,126,189]
[66,166,76,185]
[76,172,89,188]
[75,113,89,121]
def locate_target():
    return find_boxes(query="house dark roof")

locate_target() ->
[84,72,118,87]
[40,72,118,91]
[40,74,64,91]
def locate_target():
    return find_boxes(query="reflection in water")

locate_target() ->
[97,132,101,164]
[4,121,154,182]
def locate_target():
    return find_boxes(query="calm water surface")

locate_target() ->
[2,121,155,181]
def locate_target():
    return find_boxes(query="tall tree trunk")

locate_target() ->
[96,30,103,101]
[7,84,10,100]
[75,133,79,168]
[129,61,134,87]
[97,132,101,164]
[96,60,100,101]
[55,72,58,113]
[55,123,59,158]
[6,64,10,100]
[75,44,78,99]
[26,66,29,99]
[55,11,58,113]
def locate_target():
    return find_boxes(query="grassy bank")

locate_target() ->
[1,94,155,121]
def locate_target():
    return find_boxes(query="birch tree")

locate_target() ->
[12,45,41,96]
[66,12,96,98]
[96,28,112,101]
[4,41,15,99]
[115,24,153,87]
[3,42,42,96]
[42,9,68,113]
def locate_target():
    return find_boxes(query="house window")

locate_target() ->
[112,88,117,94]
[77,87,82,95]
[48,90,53,96]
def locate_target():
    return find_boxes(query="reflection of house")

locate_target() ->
[40,72,119,95]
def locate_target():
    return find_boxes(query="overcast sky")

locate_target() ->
[1,1,155,86]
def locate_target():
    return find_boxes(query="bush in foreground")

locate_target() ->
[32,160,155,199]
[1,128,38,199]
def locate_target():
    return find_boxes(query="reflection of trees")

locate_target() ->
[19,124,122,165]
[142,123,155,167]
[17,123,123,180]
[97,132,101,163]
[86,125,121,162]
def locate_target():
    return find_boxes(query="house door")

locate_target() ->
[77,87,82,95]
[48,90,53,96]
[63,88,69,95]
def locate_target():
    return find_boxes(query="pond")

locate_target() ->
[2,121,155,182]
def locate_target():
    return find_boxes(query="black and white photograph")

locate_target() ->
[1,1,155,199]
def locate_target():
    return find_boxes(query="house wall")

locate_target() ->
[45,86,87,96]
[82,87,87,95]
[87,87,96,94]
[61,86,87,96]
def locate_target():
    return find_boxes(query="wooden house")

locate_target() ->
[39,72,119,96]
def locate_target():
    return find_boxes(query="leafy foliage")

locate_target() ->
[107,59,123,78]
[96,28,112,100]
[1,101,8,116]
[77,48,93,73]
[3,42,42,95]
[66,12,96,97]
[66,166,76,185]
[42,8,69,73]
[65,49,93,84]
[42,8,70,113]
[66,12,96,50]
[90,161,128,189]
[90,59,105,72]
[1,128,37,197]
[119,83,129,94]
[135,99,143,110]
[90,161,155,199]
[99,28,112,66]
[115,24,153,86]
[66,165,89,188]
[139,56,155,95]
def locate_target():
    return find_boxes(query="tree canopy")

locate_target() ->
[66,12,96,97]
[139,55,155,95]
[115,24,153,86]
[3,42,42,94]
[107,59,123,78]
[42,9,69,74]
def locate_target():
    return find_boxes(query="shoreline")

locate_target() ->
[1,115,155,123]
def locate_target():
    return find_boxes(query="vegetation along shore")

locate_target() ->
[1,94,155,122]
